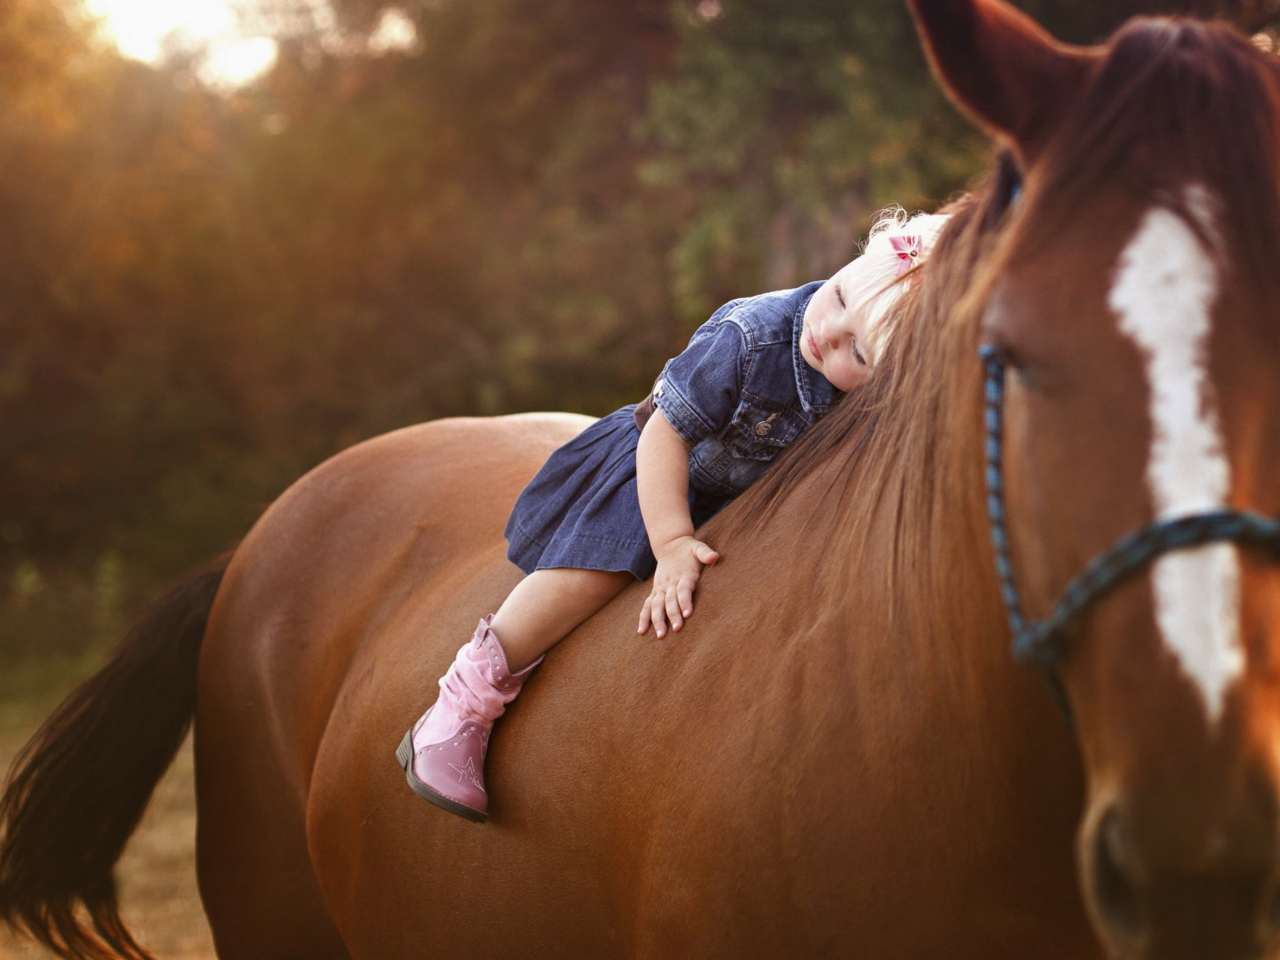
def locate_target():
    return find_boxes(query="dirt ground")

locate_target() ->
[0,725,218,960]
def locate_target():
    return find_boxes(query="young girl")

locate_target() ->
[396,209,949,822]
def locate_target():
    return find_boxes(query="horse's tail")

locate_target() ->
[0,555,229,960]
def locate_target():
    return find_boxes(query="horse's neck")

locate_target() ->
[731,399,1072,760]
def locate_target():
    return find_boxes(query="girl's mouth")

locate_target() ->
[807,328,823,362]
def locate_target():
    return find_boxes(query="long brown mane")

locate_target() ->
[715,167,1012,641]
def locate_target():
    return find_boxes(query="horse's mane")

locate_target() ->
[709,15,1280,642]
[709,164,1015,640]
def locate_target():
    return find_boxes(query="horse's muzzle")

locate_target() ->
[1080,780,1280,960]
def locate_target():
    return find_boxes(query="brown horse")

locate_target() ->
[5,0,1280,957]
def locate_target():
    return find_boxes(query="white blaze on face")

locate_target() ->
[1108,186,1242,724]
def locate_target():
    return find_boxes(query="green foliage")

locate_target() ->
[645,0,986,323]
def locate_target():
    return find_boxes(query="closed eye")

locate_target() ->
[835,284,846,308]
[852,341,866,366]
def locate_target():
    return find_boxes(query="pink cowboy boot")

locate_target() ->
[395,616,541,822]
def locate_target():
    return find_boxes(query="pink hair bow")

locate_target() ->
[890,234,924,277]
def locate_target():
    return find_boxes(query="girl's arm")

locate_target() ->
[636,410,720,638]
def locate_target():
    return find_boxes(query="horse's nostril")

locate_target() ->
[1091,809,1144,943]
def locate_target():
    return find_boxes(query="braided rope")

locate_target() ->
[979,344,1280,681]
[980,344,1028,640]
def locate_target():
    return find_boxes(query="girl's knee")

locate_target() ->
[574,568,635,600]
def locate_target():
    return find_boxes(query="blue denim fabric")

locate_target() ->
[504,282,834,580]
[505,406,730,580]
[653,281,832,498]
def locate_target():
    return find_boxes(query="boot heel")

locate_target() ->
[395,732,413,770]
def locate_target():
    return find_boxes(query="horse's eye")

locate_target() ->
[981,336,1041,392]
[981,339,1023,371]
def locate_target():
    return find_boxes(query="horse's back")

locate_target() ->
[193,412,591,959]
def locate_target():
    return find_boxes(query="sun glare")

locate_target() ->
[85,0,419,86]
[85,0,279,87]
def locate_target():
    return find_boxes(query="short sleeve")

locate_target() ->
[652,314,748,447]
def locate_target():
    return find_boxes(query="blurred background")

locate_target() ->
[4,0,1279,680]
[1,0,1278,955]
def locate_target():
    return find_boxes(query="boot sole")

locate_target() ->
[396,730,488,824]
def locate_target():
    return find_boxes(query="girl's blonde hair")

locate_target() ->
[843,207,950,364]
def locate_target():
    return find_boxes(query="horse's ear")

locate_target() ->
[906,0,1095,159]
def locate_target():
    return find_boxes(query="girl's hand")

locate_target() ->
[638,536,720,639]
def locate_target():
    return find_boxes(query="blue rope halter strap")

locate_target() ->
[978,343,1280,718]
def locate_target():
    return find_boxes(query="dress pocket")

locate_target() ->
[725,395,805,461]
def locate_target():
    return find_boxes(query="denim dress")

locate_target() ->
[504,281,834,581]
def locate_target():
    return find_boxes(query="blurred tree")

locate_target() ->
[237,0,685,420]
[644,0,986,324]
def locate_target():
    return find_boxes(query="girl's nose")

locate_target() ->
[815,317,833,346]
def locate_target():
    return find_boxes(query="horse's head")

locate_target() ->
[910,0,1280,955]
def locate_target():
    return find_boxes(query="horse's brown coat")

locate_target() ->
[193,377,1092,960]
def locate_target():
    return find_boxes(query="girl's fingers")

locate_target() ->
[665,590,684,632]
[650,595,669,638]
[638,603,651,635]
[676,580,694,619]
[649,548,714,637]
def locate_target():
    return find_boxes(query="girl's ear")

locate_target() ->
[905,0,1097,161]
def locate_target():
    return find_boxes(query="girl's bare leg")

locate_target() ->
[491,568,634,672]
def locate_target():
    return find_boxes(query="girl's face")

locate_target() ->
[799,262,875,392]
